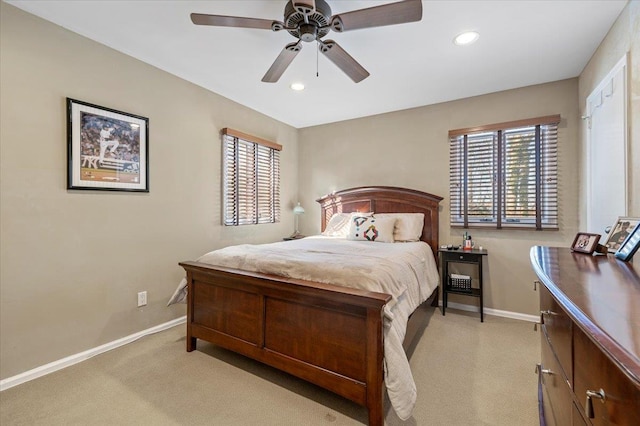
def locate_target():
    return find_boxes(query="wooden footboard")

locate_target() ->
[180,261,392,425]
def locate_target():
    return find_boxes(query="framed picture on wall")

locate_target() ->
[67,98,149,192]
[602,217,640,253]
[614,223,640,262]
[570,232,601,254]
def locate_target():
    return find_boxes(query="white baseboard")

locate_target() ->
[0,316,186,392]
[440,301,539,323]
[1,305,536,391]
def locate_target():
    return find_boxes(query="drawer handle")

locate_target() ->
[534,363,553,375]
[585,388,606,418]
[539,310,557,325]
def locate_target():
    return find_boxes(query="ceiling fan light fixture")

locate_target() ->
[454,31,479,46]
[290,82,305,91]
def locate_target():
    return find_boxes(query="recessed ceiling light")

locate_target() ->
[290,82,305,91]
[454,31,479,46]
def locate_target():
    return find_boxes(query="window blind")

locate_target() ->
[449,115,559,230]
[222,129,281,226]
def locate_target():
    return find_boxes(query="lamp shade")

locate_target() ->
[293,202,305,215]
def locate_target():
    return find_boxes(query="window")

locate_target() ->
[222,128,281,226]
[449,115,560,230]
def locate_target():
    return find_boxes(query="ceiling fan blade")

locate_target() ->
[191,13,278,30]
[318,40,369,83]
[262,42,303,83]
[330,0,422,32]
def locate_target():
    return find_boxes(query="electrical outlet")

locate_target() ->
[137,291,147,307]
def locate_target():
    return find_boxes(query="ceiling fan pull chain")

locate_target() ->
[316,40,319,77]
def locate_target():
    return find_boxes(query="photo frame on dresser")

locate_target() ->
[571,232,601,254]
[67,98,149,192]
[614,223,640,262]
[602,217,640,253]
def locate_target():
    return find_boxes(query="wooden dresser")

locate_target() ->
[530,246,640,425]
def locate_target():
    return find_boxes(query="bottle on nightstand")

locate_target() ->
[464,234,473,250]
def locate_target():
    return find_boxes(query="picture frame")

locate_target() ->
[614,223,640,262]
[67,98,149,192]
[602,216,640,253]
[570,232,601,254]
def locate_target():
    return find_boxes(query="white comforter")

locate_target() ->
[170,236,439,420]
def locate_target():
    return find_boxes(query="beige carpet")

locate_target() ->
[0,309,539,425]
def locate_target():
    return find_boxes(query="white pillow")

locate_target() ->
[322,212,373,238]
[322,213,351,237]
[347,215,396,243]
[374,213,424,242]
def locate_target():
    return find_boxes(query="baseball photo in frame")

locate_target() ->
[602,217,640,253]
[67,98,149,192]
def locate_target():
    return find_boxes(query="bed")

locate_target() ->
[176,186,442,425]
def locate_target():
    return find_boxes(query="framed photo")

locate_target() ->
[602,217,640,253]
[571,232,601,254]
[67,98,149,192]
[615,223,640,262]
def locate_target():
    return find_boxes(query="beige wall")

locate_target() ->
[0,3,298,379]
[298,80,580,316]
[579,1,639,220]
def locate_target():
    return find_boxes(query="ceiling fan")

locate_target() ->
[190,0,423,83]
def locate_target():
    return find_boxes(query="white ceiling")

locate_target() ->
[6,0,627,128]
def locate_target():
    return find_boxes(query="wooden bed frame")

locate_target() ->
[179,186,443,425]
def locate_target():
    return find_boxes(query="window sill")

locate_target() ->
[450,224,559,231]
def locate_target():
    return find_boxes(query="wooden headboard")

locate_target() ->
[316,186,443,254]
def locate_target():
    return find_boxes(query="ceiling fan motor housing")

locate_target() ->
[284,0,332,41]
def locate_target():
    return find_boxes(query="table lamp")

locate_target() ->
[291,202,305,238]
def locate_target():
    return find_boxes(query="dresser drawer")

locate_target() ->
[572,402,588,426]
[573,327,640,425]
[540,332,573,426]
[540,284,573,385]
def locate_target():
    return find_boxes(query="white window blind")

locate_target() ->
[222,128,281,226]
[449,115,559,230]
